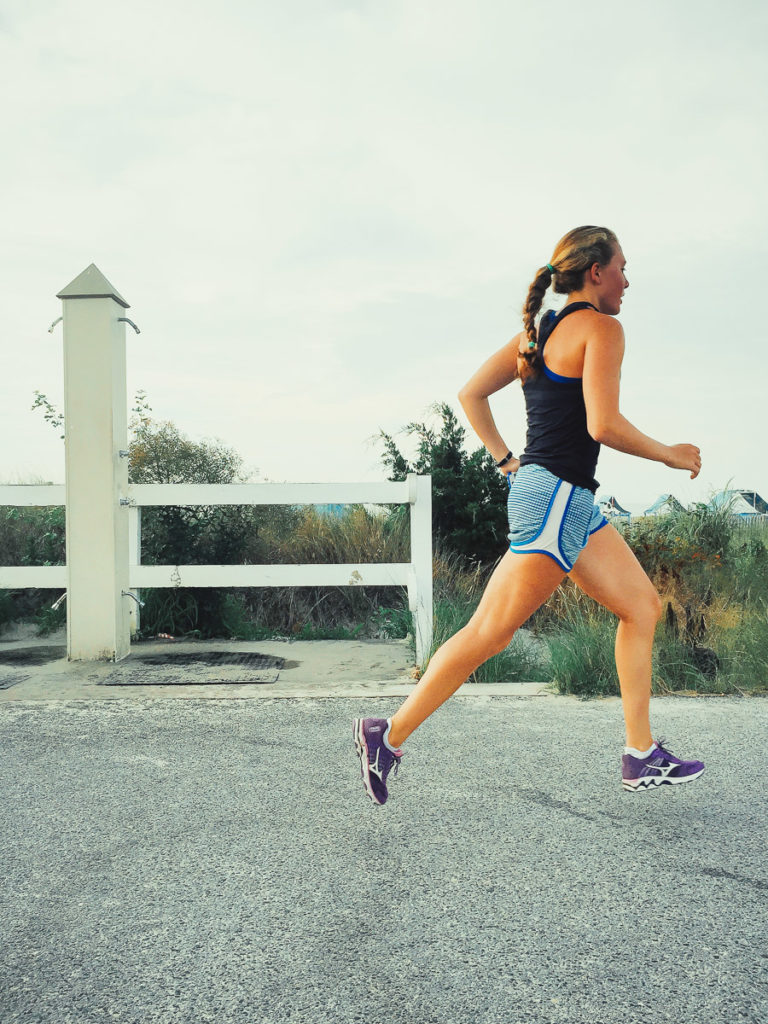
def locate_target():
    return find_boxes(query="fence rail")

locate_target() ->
[126,481,413,506]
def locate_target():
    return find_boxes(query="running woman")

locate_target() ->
[354,226,705,804]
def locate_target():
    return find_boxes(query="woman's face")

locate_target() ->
[597,245,629,315]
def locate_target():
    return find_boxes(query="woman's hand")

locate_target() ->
[499,455,521,477]
[664,443,702,479]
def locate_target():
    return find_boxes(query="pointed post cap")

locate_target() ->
[57,264,130,309]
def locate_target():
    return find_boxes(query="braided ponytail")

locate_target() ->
[517,226,619,383]
[519,265,554,380]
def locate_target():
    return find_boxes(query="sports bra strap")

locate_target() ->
[538,301,598,347]
[555,301,598,319]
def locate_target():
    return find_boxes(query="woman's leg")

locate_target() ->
[568,524,662,750]
[387,551,565,748]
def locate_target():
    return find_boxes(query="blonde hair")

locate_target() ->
[518,225,619,381]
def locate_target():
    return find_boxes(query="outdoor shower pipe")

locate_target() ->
[52,592,145,609]
[117,318,140,334]
[47,317,140,334]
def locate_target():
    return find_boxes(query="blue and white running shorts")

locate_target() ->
[506,464,609,573]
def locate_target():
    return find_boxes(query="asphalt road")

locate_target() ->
[1,693,766,1024]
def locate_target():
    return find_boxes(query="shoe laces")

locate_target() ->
[653,736,675,759]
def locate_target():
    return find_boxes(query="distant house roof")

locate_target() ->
[709,490,767,517]
[314,503,347,518]
[598,494,630,516]
[643,494,684,516]
[737,490,768,514]
[312,503,387,519]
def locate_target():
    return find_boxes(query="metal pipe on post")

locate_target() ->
[407,473,433,668]
[57,264,132,661]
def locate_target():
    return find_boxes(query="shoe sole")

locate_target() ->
[623,767,704,792]
[353,718,384,805]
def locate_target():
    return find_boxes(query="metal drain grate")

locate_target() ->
[0,647,66,690]
[0,673,30,691]
[101,651,284,686]
[130,652,283,667]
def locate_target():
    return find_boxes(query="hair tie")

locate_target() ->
[546,263,555,273]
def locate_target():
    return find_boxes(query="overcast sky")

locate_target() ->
[2,0,767,513]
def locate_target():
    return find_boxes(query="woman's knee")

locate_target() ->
[463,617,514,658]
[619,588,662,628]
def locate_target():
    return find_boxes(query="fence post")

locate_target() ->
[58,265,131,661]
[408,474,433,668]
[128,506,142,636]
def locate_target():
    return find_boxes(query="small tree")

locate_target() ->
[30,388,268,637]
[377,401,509,565]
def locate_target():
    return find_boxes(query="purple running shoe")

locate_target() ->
[353,717,402,805]
[622,737,704,793]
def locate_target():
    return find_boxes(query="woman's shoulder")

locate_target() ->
[585,312,625,341]
[582,314,626,366]
[560,305,623,341]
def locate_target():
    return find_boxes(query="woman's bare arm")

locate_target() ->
[582,318,701,478]
[457,333,524,469]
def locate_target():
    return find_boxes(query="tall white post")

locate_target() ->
[408,474,433,668]
[58,265,131,661]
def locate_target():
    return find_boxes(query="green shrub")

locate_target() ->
[0,506,65,567]
[0,505,66,632]
[711,608,768,693]
[425,545,550,683]
[727,534,768,605]
[132,502,414,641]
[652,626,711,693]
[0,591,17,632]
[368,603,412,640]
[34,603,67,638]
[546,607,617,698]
[378,401,510,564]
[479,632,550,684]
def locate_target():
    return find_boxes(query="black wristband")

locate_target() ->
[495,451,514,467]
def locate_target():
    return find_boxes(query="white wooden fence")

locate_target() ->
[0,477,433,665]
[134,478,433,662]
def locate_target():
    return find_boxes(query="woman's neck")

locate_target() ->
[566,288,600,308]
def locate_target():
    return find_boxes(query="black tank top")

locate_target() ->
[517,301,601,492]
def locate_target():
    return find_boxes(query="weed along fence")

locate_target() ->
[0,264,434,667]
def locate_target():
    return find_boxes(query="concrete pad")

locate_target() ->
[0,627,557,702]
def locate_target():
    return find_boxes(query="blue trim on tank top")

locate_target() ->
[538,301,597,383]
[541,360,581,383]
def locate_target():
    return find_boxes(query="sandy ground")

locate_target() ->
[0,623,554,702]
